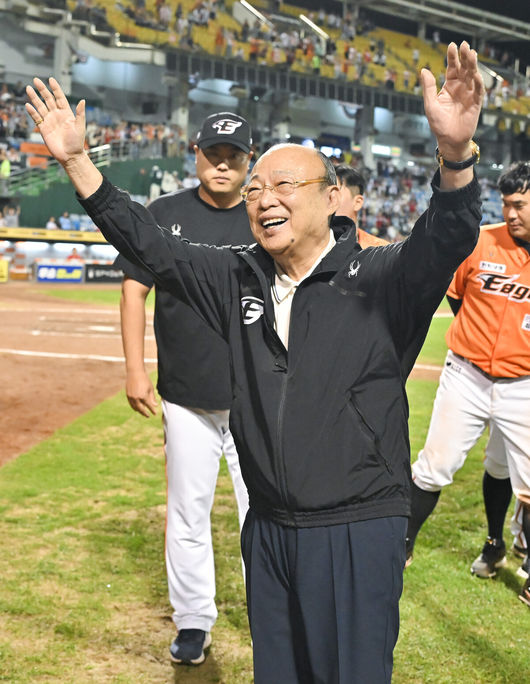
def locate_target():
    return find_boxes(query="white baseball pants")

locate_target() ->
[162,400,249,632]
[412,350,530,503]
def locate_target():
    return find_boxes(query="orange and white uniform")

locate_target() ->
[412,222,530,503]
[446,222,530,377]
[357,228,388,248]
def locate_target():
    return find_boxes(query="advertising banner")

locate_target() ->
[85,264,124,283]
[35,263,84,283]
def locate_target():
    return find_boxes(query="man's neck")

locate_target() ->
[274,231,335,282]
[198,184,242,209]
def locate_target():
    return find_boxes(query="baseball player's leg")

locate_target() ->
[511,499,527,557]
[220,413,249,531]
[492,377,530,591]
[491,376,530,507]
[482,423,513,541]
[163,400,223,633]
[408,354,491,559]
[412,352,491,492]
[519,503,530,606]
[483,419,526,559]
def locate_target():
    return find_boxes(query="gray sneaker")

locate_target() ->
[169,629,212,665]
[516,556,529,580]
[470,538,506,578]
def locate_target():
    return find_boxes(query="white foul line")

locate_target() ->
[0,307,121,315]
[0,348,157,364]
[30,330,156,341]
[0,347,442,372]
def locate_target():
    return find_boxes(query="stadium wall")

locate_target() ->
[18,157,183,228]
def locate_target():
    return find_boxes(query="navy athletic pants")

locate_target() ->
[241,511,407,684]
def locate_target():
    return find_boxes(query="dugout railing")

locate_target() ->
[8,144,112,198]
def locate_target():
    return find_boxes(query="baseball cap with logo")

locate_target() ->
[196,112,252,154]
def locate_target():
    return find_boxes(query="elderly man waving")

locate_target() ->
[27,41,483,683]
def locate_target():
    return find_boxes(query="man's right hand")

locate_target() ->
[26,77,86,167]
[126,370,158,418]
[26,77,103,197]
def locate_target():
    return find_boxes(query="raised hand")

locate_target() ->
[422,41,484,158]
[26,77,102,198]
[25,77,86,167]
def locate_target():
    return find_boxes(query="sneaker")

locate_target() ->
[470,537,506,578]
[513,542,527,559]
[404,537,414,569]
[516,555,529,580]
[169,629,212,665]
[518,576,530,607]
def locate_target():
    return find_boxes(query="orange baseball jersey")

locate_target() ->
[446,222,530,377]
[357,228,389,248]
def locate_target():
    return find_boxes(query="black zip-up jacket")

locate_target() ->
[80,173,481,527]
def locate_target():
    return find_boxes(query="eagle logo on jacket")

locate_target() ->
[241,296,264,324]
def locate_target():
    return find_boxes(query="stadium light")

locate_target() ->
[480,63,503,83]
[239,0,275,29]
[299,14,329,41]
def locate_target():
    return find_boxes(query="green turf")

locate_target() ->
[2,293,528,682]
[2,379,528,682]
[417,315,452,366]
[40,286,122,306]
[39,287,155,309]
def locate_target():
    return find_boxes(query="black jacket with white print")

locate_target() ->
[79,172,481,527]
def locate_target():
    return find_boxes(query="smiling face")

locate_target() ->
[245,145,339,277]
[194,142,252,208]
[502,191,530,242]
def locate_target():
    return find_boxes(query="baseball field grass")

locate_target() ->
[1,289,529,682]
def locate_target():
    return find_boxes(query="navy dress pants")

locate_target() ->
[241,511,407,684]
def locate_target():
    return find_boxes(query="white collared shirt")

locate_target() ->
[272,230,336,348]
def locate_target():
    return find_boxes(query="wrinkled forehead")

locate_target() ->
[251,147,321,181]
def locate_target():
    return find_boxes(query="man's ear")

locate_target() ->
[353,194,364,212]
[328,184,340,214]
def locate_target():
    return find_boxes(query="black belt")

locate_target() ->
[452,353,514,382]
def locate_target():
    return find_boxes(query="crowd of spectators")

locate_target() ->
[0,76,507,239]
[71,0,115,33]
[0,22,510,238]
[85,118,187,160]
[108,1,528,99]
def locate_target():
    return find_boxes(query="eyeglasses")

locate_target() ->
[240,177,328,203]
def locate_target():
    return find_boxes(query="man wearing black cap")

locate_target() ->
[114,112,254,665]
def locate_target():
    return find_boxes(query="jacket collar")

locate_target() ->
[240,216,359,277]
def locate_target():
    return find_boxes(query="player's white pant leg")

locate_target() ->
[511,499,527,551]
[163,400,224,633]
[483,421,510,480]
[491,376,530,505]
[220,415,249,531]
[412,351,491,491]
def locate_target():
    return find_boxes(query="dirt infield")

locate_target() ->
[0,280,441,468]
[0,281,157,467]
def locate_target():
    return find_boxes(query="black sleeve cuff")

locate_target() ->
[430,169,480,210]
[77,175,115,213]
